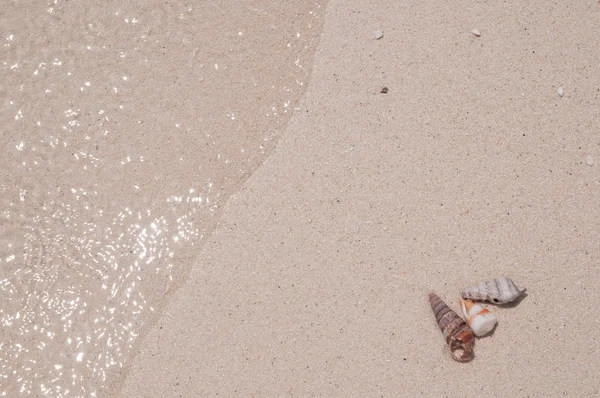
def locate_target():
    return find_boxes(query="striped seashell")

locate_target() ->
[461,277,526,304]
[429,293,474,362]
[459,299,498,337]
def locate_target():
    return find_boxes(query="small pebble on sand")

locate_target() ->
[587,155,594,166]
[557,87,564,97]
[375,30,383,39]
[471,29,481,37]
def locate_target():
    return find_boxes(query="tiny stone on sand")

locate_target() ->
[471,29,481,37]
[375,30,383,39]
[557,87,564,97]
[587,155,594,166]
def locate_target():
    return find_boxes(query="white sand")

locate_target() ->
[121,0,600,396]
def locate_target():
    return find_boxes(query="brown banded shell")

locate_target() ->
[429,293,474,362]
[461,276,526,304]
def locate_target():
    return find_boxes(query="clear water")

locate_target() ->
[0,1,325,396]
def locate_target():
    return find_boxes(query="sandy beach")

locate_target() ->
[122,0,600,396]
[2,0,600,396]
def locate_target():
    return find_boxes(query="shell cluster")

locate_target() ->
[429,276,526,362]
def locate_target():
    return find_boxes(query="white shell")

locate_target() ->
[557,87,564,97]
[587,155,594,166]
[461,276,526,304]
[374,30,383,39]
[471,29,481,37]
[460,299,498,337]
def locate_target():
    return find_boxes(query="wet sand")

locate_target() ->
[1,1,323,396]
[121,0,600,396]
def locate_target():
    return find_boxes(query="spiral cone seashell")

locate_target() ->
[459,299,498,337]
[461,277,526,304]
[429,293,474,362]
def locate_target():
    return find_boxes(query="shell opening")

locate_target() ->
[449,340,474,363]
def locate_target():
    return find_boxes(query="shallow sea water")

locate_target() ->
[0,1,325,396]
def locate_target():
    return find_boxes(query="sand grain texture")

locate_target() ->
[122,0,600,396]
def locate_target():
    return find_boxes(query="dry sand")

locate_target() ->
[121,0,600,396]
